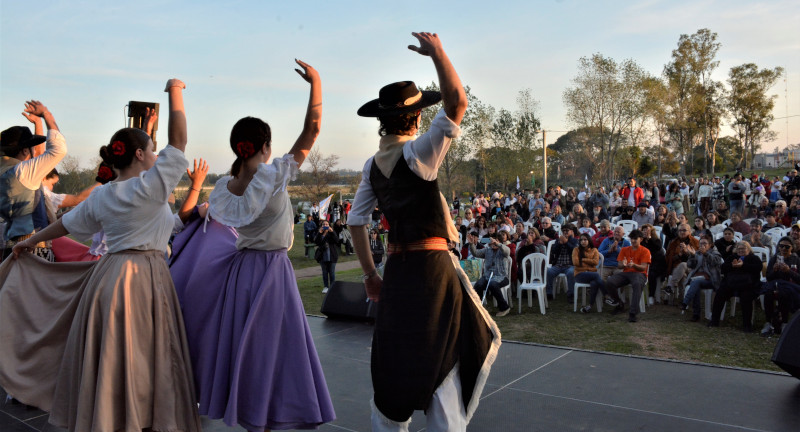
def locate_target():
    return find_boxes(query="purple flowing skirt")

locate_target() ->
[169,217,335,431]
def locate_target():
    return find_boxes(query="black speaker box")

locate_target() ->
[321,281,377,322]
[772,313,800,380]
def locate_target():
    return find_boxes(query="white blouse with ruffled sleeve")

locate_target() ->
[208,153,298,251]
[62,145,188,253]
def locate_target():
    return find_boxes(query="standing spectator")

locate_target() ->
[604,229,652,322]
[698,178,713,215]
[303,214,317,243]
[621,177,645,207]
[665,182,684,215]
[712,176,725,207]
[369,228,385,268]
[728,175,746,216]
[679,237,724,321]
[546,224,579,299]
[315,220,340,294]
[650,181,661,207]
[771,176,782,202]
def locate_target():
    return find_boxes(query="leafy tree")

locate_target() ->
[293,148,339,202]
[563,54,651,182]
[726,63,783,169]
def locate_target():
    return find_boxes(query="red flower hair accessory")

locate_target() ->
[98,165,114,181]
[111,140,126,156]
[235,141,256,158]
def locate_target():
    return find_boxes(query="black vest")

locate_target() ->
[369,156,449,245]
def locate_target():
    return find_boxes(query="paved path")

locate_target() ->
[294,259,361,279]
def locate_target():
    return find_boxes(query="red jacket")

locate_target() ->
[621,186,645,206]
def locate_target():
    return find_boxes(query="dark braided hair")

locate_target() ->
[98,128,151,173]
[229,117,271,178]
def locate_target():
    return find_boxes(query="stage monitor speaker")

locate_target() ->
[321,281,377,322]
[772,313,800,380]
[127,101,159,148]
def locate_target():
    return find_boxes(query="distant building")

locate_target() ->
[754,145,800,169]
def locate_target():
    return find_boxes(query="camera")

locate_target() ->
[322,226,329,231]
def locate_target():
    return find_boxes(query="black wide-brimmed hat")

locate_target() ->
[1,126,46,154]
[357,81,441,117]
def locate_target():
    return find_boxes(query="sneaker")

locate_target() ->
[496,308,511,317]
[628,313,638,323]
[580,305,592,314]
[664,286,674,295]
[648,296,655,306]
[322,287,329,294]
[760,322,774,337]
[680,302,689,314]
[605,297,620,307]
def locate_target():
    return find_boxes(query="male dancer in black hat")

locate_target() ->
[1,101,65,260]
[349,32,500,431]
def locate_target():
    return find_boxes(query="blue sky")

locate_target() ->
[1,0,798,172]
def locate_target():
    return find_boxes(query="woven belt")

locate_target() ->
[387,237,449,255]
[5,233,47,249]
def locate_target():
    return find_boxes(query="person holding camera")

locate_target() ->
[469,232,512,316]
[315,220,340,294]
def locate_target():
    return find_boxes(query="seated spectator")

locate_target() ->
[538,217,558,243]
[715,200,729,221]
[577,216,595,237]
[640,224,666,305]
[496,214,513,233]
[664,223,699,295]
[609,191,622,214]
[788,196,800,222]
[603,229,652,323]
[516,227,546,282]
[705,211,724,235]
[333,219,353,255]
[572,233,606,314]
[469,233,512,317]
[760,237,800,336]
[679,237,724,321]
[549,204,565,225]
[592,220,613,248]
[489,199,504,220]
[462,208,475,227]
[709,241,763,332]
[598,226,630,280]
[516,196,530,221]
[566,204,585,226]
[728,212,751,235]
[662,211,679,247]
[482,222,498,241]
[475,216,489,237]
[714,227,738,262]
[507,208,523,225]
[619,203,635,220]
[510,222,526,244]
[744,218,773,250]
[461,231,483,259]
[612,200,631,218]
[589,203,610,225]
[762,210,782,230]
[546,224,579,299]
[774,200,792,227]
[632,201,654,227]
[498,230,517,282]
[691,216,711,239]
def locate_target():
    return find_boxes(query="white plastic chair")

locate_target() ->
[652,225,663,237]
[764,227,785,243]
[721,219,732,227]
[518,253,548,314]
[550,221,561,233]
[574,254,604,312]
[618,220,639,235]
[619,264,648,314]
[733,231,743,242]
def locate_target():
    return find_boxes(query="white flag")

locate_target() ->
[318,194,334,220]
[584,173,588,190]
[516,176,520,190]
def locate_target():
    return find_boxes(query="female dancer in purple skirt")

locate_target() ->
[170,59,334,431]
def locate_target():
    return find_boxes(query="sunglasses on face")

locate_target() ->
[779,244,793,250]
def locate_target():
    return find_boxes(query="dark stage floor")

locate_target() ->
[2,316,799,432]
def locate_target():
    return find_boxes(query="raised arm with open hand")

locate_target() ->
[23,100,59,132]
[407,32,467,125]
[164,79,187,152]
[288,59,321,168]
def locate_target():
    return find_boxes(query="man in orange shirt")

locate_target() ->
[604,229,651,322]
